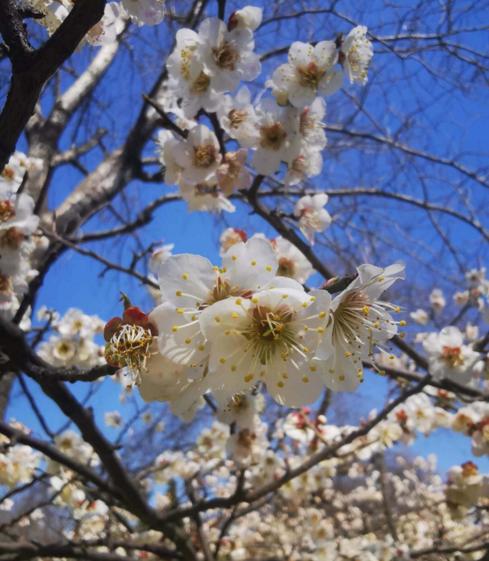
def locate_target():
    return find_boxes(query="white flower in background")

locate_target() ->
[294,193,332,244]
[57,308,103,339]
[198,17,261,92]
[150,237,278,368]
[268,41,342,108]
[0,442,40,488]
[217,87,259,147]
[454,290,469,306]
[340,26,373,85]
[316,263,405,391]
[285,143,323,185]
[289,97,327,151]
[228,6,263,31]
[429,288,446,312]
[179,177,235,213]
[271,236,314,284]
[0,185,39,237]
[215,391,263,430]
[121,0,165,25]
[149,243,174,276]
[445,462,489,517]
[157,130,185,185]
[219,227,248,255]
[252,99,291,175]
[86,2,126,45]
[423,326,482,385]
[104,411,122,428]
[199,287,332,406]
[217,149,251,194]
[410,308,429,325]
[172,125,222,183]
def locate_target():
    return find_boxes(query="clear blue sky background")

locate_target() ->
[6,0,489,475]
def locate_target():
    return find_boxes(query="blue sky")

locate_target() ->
[6,0,489,476]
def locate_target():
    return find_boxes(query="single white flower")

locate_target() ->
[217,87,259,147]
[285,143,323,185]
[198,17,261,92]
[268,41,342,108]
[86,2,126,45]
[228,6,263,32]
[252,99,292,175]
[429,288,446,312]
[172,125,222,183]
[219,227,248,255]
[423,326,481,384]
[340,26,373,85]
[150,238,279,368]
[217,149,252,194]
[410,308,429,325]
[271,236,314,284]
[316,263,405,391]
[121,0,165,26]
[179,177,235,213]
[199,287,332,406]
[294,193,331,244]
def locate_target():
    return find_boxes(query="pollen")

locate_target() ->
[265,265,273,272]
[172,325,179,332]
[309,365,317,372]
[302,376,309,383]
[181,273,189,280]
[176,307,184,314]
[251,260,257,266]
[319,311,326,318]
[185,338,192,344]
[175,290,183,297]
[277,381,285,388]
[244,373,254,382]
[219,357,226,364]
[232,255,237,261]
[214,316,221,323]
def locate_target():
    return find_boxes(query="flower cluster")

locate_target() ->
[157,8,373,223]
[104,237,404,417]
[37,307,105,368]
[0,153,41,325]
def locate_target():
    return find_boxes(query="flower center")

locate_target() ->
[277,257,296,278]
[190,71,211,94]
[441,346,463,368]
[193,144,218,168]
[244,305,297,365]
[194,183,219,197]
[105,324,153,373]
[228,109,248,128]
[297,62,324,88]
[212,42,239,70]
[1,166,15,180]
[0,227,24,249]
[333,290,371,345]
[0,200,15,222]
[0,274,11,292]
[260,123,287,150]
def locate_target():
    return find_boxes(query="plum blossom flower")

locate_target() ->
[150,238,278,369]
[423,326,482,384]
[429,288,446,312]
[217,149,252,194]
[252,99,292,175]
[285,144,323,185]
[268,41,342,108]
[410,308,429,325]
[198,17,261,93]
[315,263,405,391]
[228,6,263,32]
[179,177,236,213]
[199,286,332,406]
[86,2,125,45]
[219,227,248,255]
[340,26,373,85]
[171,125,222,183]
[271,236,313,284]
[294,194,331,244]
[121,0,165,26]
[217,87,259,147]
